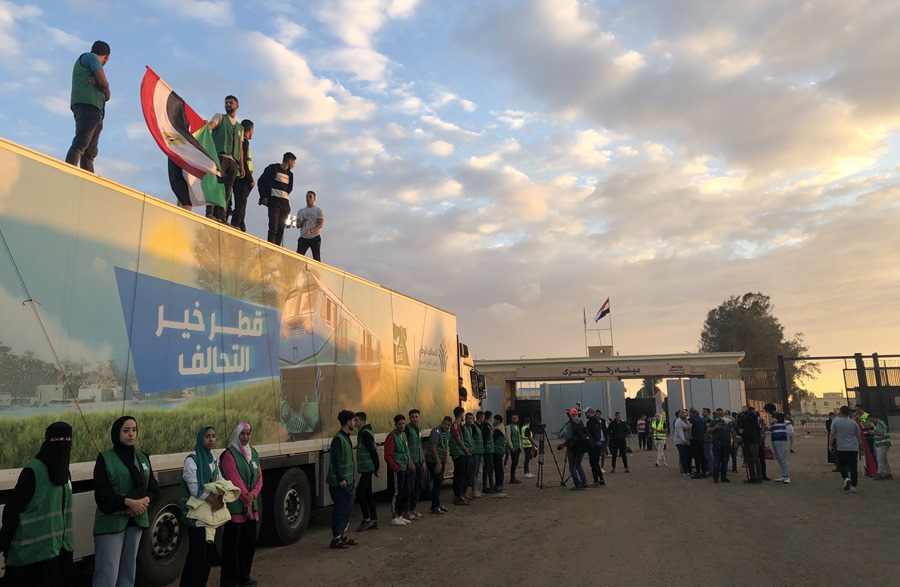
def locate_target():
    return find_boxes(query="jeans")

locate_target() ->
[93,526,143,587]
[609,441,628,469]
[357,471,378,521]
[788,432,795,451]
[876,445,892,476]
[220,519,257,587]
[207,155,238,221]
[468,453,482,491]
[426,460,444,510]
[482,450,494,490]
[772,440,790,478]
[408,462,424,510]
[588,444,604,482]
[329,483,355,537]
[66,103,104,172]
[676,443,691,474]
[297,235,322,261]
[567,448,588,488]
[523,445,533,474]
[638,432,647,450]
[451,455,466,497]
[743,443,761,481]
[836,450,858,486]
[704,442,714,475]
[230,179,252,231]
[509,448,520,481]
[714,442,731,481]
[267,198,290,245]
[390,469,409,515]
[690,439,707,475]
[492,453,504,488]
[655,438,667,466]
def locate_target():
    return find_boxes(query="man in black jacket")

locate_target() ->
[229,119,254,231]
[257,152,296,246]
[607,412,631,473]
[585,408,606,486]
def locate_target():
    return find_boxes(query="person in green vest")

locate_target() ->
[425,417,452,514]
[219,422,263,586]
[0,422,74,587]
[404,409,426,519]
[179,425,222,586]
[207,95,245,222]
[92,416,159,587]
[230,119,255,231]
[491,415,508,494]
[65,41,110,173]
[327,410,358,549]
[384,414,412,525]
[479,411,495,493]
[506,413,523,484]
[449,406,471,506]
[521,417,535,479]
[354,412,380,531]
[870,414,893,480]
[465,412,484,500]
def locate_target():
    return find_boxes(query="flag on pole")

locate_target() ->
[583,307,587,328]
[140,66,225,207]
[594,298,610,322]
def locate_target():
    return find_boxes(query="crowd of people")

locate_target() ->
[65,41,325,262]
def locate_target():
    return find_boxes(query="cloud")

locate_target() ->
[425,140,454,157]
[493,109,534,129]
[151,0,234,26]
[420,114,481,136]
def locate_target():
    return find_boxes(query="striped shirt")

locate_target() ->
[770,422,788,442]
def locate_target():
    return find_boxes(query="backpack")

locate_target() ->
[572,421,592,452]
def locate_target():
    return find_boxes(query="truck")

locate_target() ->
[0,138,484,585]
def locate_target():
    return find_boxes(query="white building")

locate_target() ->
[800,392,846,415]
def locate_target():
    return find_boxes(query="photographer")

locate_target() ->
[557,408,588,490]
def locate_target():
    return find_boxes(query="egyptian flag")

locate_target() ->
[140,67,225,207]
[594,298,610,322]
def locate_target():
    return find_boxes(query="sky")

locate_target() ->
[2,0,898,397]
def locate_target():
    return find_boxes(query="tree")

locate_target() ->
[698,293,820,411]
[636,377,662,399]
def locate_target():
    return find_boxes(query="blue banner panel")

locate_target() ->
[115,267,281,393]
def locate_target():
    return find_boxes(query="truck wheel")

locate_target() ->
[136,489,188,587]
[259,468,311,546]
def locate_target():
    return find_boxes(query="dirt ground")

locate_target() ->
[162,433,899,587]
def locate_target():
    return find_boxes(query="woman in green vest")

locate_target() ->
[0,421,74,587]
[219,423,263,587]
[92,416,159,587]
[179,425,222,587]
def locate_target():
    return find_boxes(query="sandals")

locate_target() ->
[329,538,350,549]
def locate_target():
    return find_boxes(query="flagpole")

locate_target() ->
[608,300,615,352]
[583,307,588,357]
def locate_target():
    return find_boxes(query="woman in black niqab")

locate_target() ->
[35,421,73,486]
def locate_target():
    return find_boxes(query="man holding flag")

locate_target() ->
[208,95,244,223]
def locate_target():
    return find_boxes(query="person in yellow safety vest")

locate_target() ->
[0,422,75,587]
[870,414,893,481]
[521,417,535,479]
[652,414,668,467]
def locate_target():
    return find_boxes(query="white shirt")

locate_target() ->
[674,418,690,445]
[183,453,219,500]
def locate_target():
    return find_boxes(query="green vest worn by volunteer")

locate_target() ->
[874,421,891,448]
[389,430,409,472]
[493,430,506,455]
[508,423,521,449]
[211,115,243,160]
[425,428,450,464]
[521,424,532,449]
[461,422,474,453]
[7,459,74,567]
[357,427,377,473]
[70,53,106,112]
[406,423,424,465]
[180,454,220,527]
[469,423,484,455]
[326,432,355,486]
[482,423,494,453]
[449,422,466,456]
[225,445,260,515]
[652,420,667,441]
[94,450,152,534]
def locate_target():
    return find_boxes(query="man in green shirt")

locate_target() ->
[404,409,426,518]
[208,95,245,222]
[708,409,736,483]
[506,414,523,484]
[870,414,893,480]
[327,410,357,549]
[65,41,110,173]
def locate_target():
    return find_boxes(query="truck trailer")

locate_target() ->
[0,138,483,585]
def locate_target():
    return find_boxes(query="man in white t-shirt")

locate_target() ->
[829,405,861,493]
[296,191,324,262]
[673,409,692,475]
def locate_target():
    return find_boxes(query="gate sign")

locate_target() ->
[115,268,281,393]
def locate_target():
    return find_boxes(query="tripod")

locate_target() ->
[535,424,570,488]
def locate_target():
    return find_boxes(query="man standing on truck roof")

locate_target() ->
[449,406,471,506]
[208,95,244,223]
[65,41,110,173]
[258,152,296,246]
[230,119,254,231]
[296,191,324,262]
[404,409,426,520]
[326,410,357,549]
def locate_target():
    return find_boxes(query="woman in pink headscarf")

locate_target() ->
[219,423,263,587]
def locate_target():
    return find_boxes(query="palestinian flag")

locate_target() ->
[594,298,610,322]
[140,67,225,207]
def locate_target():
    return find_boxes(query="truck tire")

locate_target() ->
[259,467,311,546]
[136,488,188,587]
